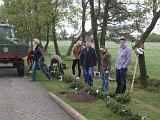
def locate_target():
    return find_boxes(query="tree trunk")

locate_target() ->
[134,10,160,87]
[52,18,61,56]
[33,0,41,40]
[81,0,88,42]
[66,35,81,56]
[100,0,110,48]
[89,0,100,70]
[138,53,148,88]
[66,27,94,56]
[38,26,44,48]
[44,23,50,51]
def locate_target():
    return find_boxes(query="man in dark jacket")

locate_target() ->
[80,41,97,87]
[32,38,43,81]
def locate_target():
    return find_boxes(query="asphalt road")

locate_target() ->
[0,68,73,120]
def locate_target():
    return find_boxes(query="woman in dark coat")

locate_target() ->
[32,38,43,81]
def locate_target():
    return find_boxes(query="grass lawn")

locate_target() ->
[38,71,160,120]
[37,72,121,120]
[47,41,160,80]
[37,41,160,120]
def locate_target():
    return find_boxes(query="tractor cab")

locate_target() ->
[0,22,28,76]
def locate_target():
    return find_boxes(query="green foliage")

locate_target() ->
[106,97,142,120]
[88,87,98,96]
[1,0,79,44]
[1,0,55,41]
[114,93,131,104]
[88,88,106,99]
[88,87,131,104]
[69,81,84,90]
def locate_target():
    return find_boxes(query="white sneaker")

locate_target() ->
[76,77,80,81]
[75,87,78,91]
[105,71,109,74]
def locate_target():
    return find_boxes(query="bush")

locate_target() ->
[88,88,106,99]
[106,96,141,120]
[69,81,84,90]
[122,113,142,120]
[108,92,116,97]
[114,93,131,104]
[88,88,97,96]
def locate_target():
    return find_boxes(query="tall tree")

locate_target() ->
[82,0,88,42]
[89,0,100,69]
[51,0,60,55]
[100,0,110,48]
[44,22,50,51]
[133,0,160,87]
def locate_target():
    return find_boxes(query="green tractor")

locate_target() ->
[0,23,28,76]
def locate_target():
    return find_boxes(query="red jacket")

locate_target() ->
[27,50,33,65]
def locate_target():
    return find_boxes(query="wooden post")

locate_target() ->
[130,52,138,92]
[130,47,144,92]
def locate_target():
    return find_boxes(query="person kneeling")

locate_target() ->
[49,55,64,81]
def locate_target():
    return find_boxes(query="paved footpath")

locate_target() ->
[0,68,73,120]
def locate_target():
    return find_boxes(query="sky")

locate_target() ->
[0,0,159,34]
[0,0,3,5]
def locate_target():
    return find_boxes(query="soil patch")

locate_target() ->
[67,90,96,102]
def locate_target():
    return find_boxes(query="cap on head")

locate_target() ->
[120,37,127,41]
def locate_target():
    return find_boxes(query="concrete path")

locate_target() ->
[0,68,73,120]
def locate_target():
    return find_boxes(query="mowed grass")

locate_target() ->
[38,41,160,120]
[37,72,121,120]
[48,41,160,80]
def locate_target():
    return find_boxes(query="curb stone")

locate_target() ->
[48,92,87,120]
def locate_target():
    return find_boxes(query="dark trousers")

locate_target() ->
[72,59,81,77]
[116,68,127,94]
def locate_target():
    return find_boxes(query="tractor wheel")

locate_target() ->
[17,59,25,77]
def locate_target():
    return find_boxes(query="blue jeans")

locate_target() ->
[32,61,39,81]
[83,67,94,86]
[32,61,51,81]
[101,72,109,94]
[40,63,52,80]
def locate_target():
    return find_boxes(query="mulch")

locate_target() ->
[66,90,96,103]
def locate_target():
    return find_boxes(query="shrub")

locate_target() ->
[106,96,141,120]
[88,88,106,99]
[114,93,131,104]
[88,88,97,96]
[69,81,84,90]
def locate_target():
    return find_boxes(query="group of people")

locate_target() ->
[72,37,131,95]
[28,37,132,95]
[27,38,63,81]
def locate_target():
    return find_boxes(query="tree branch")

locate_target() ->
[134,10,160,48]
